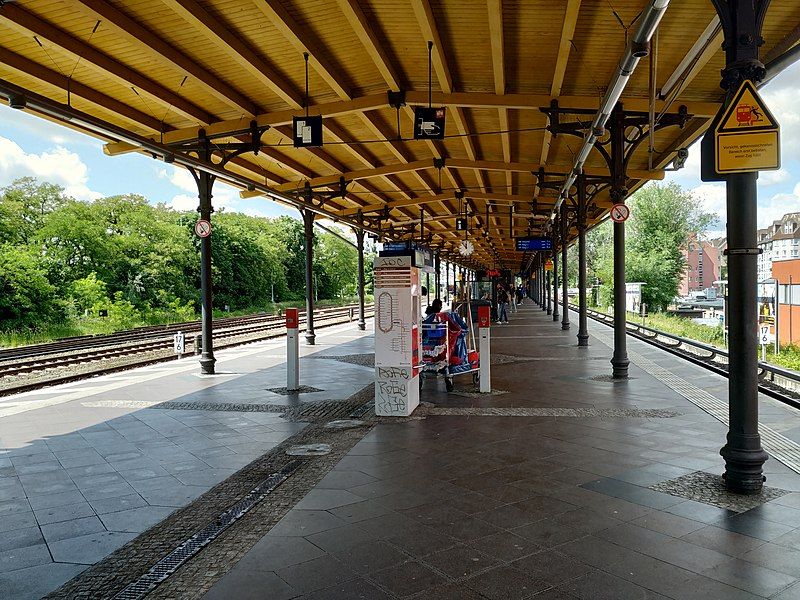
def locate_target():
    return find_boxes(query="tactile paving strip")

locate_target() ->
[426,406,679,418]
[593,329,800,474]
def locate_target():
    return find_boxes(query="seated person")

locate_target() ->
[425,298,443,316]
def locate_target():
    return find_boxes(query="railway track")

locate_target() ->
[571,303,800,410]
[0,304,373,395]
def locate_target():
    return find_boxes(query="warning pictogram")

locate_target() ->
[717,80,777,132]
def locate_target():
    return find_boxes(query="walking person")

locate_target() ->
[498,285,510,324]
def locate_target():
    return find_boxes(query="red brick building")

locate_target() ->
[679,237,725,297]
[772,259,800,346]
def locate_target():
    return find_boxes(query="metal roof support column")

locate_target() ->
[356,228,366,331]
[713,0,770,495]
[302,208,316,345]
[195,136,216,375]
[609,106,629,379]
[545,266,550,316]
[561,202,570,331]
[577,174,590,347]
[539,253,550,315]
[552,220,560,323]
[435,253,441,301]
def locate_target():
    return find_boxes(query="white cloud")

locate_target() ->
[0,136,102,201]
[158,165,241,212]
[759,168,791,186]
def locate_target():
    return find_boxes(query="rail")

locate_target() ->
[568,302,800,410]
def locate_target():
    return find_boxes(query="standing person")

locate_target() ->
[498,285,510,324]
[516,285,524,305]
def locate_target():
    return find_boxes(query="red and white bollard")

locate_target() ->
[286,308,299,391]
[478,305,491,393]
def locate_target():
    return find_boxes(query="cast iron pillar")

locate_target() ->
[577,174,590,347]
[713,0,770,494]
[546,265,552,315]
[541,259,547,311]
[434,253,441,299]
[609,106,629,379]
[196,143,216,375]
[302,209,316,345]
[356,228,366,331]
[552,225,560,322]
[561,202,570,331]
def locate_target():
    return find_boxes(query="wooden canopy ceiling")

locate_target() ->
[1,0,799,269]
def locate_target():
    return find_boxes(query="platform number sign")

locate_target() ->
[194,219,211,238]
[610,204,630,223]
[173,331,185,356]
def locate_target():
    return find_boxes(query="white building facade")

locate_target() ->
[757,213,800,282]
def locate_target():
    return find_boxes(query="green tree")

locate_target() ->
[316,231,358,298]
[588,182,715,311]
[70,272,108,313]
[0,177,67,244]
[0,244,59,328]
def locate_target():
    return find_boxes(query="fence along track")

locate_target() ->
[570,303,800,410]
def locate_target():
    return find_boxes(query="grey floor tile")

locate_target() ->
[48,531,137,564]
[0,561,86,600]
[88,493,148,515]
[34,502,96,526]
[203,567,298,600]
[464,564,550,600]
[138,485,206,507]
[235,535,327,572]
[41,516,106,543]
[0,544,52,573]
[99,506,176,533]
[0,527,44,552]
[371,559,447,597]
[701,557,798,597]
[269,509,347,537]
[276,554,356,594]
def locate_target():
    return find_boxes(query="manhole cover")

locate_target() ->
[266,385,323,395]
[324,419,366,429]
[650,471,790,512]
[286,444,331,456]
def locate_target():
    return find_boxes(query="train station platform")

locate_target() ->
[3,304,800,599]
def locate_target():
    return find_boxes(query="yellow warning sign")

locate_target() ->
[544,259,553,271]
[714,79,780,174]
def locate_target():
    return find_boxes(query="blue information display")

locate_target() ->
[515,237,552,251]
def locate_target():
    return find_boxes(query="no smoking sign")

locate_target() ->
[610,204,630,223]
[195,219,212,238]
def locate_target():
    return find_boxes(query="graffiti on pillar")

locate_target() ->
[376,366,411,414]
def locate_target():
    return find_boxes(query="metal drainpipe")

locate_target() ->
[553,0,671,216]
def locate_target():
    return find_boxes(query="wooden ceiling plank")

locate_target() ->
[0,5,213,124]
[0,47,163,132]
[160,0,303,108]
[252,0,350,100]
[539,0,581,173]
[335,0,402,91]
[73,0,258,115]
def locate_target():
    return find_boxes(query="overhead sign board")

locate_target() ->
[702,79,780,180]
[610,204,630,223]
[455,217,468,231]
[414,107,446,140]
[293,115,323,147]
[515,237,552,251]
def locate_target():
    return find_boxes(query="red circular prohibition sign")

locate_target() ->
[195,219,212,238]
[610,204,630,223]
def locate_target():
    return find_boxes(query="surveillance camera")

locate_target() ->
[673,147,689,170]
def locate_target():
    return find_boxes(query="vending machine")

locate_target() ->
[373,253,422,416]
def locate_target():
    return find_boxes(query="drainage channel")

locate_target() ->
[113,459,304,600]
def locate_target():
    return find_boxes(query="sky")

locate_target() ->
[1,60,800,233]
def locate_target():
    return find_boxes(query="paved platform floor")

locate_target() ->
[202,302,800,600]
[5,301,800,599]
[0,321,374,600]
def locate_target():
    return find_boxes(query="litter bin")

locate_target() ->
[468,299,492,325]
